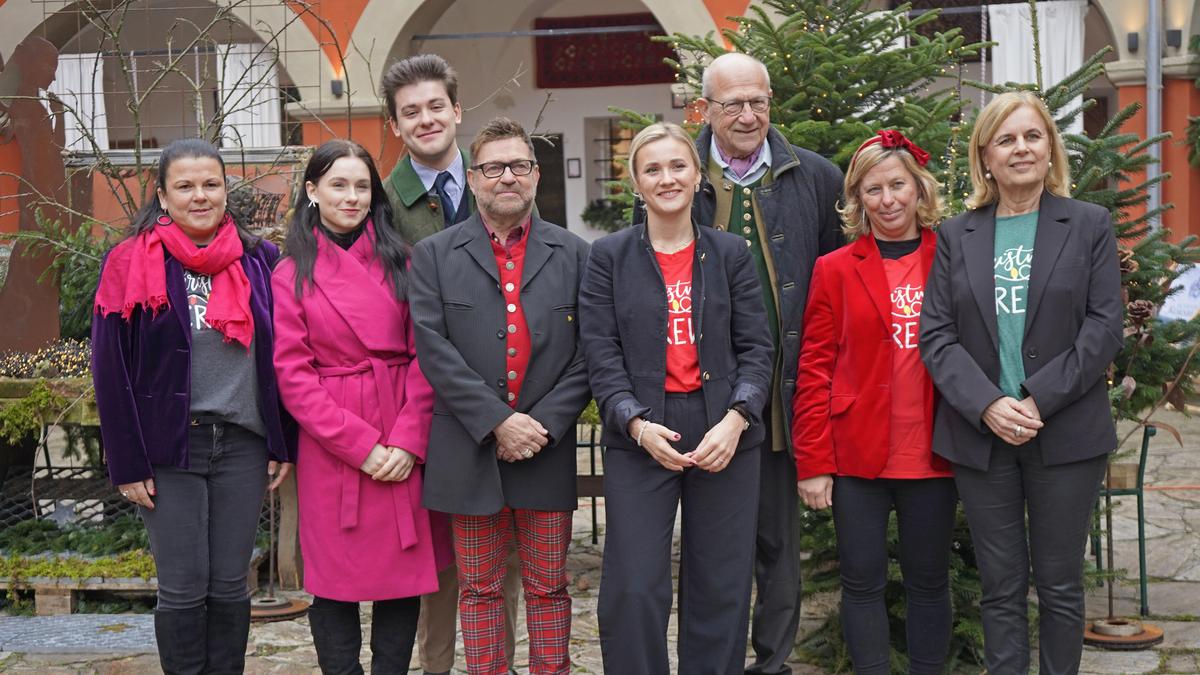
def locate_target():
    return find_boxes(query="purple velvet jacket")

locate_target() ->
[92,238,294,485]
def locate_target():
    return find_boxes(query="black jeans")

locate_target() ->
[308,595,421,675]
[954,441,1107,675]
[140,422,268,610]
[831,476,957,675]
[599,391,760,675]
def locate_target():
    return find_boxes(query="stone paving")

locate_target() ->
[1,411,1198,673]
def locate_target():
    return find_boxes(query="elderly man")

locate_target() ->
[694,52,844,675]
[410,117,591,675]
[380,53,522,675]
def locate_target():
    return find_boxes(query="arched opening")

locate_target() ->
[367,0,711,236]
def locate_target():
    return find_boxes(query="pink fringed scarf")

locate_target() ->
[94,214,255,349]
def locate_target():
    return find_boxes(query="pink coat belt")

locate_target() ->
[316,355,419,549]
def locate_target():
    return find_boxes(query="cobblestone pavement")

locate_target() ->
[1,412,1198,673]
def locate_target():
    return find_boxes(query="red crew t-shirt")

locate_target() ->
[879,248,951,479]
[656,243,701,393]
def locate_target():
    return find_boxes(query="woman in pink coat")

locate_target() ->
[272,139,451,673]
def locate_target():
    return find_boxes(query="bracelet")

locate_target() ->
[635,419,650,447]
[728,406,752,430]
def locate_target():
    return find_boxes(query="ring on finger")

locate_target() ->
[1014,424,1024,437]
[121,491,129,498]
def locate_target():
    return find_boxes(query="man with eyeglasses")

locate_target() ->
[694,52,844,675]
[410,117,591,675]
[380,53,525,675]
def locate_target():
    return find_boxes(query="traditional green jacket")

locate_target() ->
[383,148,476,245]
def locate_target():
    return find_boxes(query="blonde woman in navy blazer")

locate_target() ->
[580,122,773,675]
[919,91,1123,674]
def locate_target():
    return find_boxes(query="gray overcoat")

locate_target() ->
[409,213,592,515]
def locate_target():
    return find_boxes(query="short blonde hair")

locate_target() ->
[627,122,701,178]
[967,91,1071,209]
[838,143,945,240]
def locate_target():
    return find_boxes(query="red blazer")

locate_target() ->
[791,229,948,480]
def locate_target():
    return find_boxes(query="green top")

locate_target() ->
[994,211,1038,399]
[727,177,779,350]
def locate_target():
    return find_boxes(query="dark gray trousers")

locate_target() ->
[953,441,1107,675]
[599,392,760,675]
[747,411,802,675]
[140,422,268,610]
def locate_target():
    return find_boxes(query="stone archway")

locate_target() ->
[0,0,333,109]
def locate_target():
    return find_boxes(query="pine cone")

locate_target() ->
[1118,248,1139,275]
[1127,299,1155,322]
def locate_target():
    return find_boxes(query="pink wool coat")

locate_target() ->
[272,228,451,601]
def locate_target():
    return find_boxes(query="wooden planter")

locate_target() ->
[0,377,99,427]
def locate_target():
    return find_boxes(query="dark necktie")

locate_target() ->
[433,171,457,227]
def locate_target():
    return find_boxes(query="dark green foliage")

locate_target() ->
[14,212,116,340]
[663,0,982,168]
[0,517,148,557]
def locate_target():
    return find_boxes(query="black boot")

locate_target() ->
[308,596,365,675]
[205,599,252,674]
[369,597,421,674]
[154,607,208,675]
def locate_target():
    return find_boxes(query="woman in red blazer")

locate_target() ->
[791,131,956,674]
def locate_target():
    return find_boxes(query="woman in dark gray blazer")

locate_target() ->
[919,91,1124,674]
[579,122,773,675]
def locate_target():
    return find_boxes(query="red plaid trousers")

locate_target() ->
[452,508,572,675]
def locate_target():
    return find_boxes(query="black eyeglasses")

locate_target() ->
[707,96,771,116]
[470,160,537,179]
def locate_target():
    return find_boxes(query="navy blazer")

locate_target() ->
[919,192,1124,470]
[92,239,293,485]
[579,222,774,451]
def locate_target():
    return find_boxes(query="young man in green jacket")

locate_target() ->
[380,53,519,675]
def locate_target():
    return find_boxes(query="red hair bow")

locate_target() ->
[852,129,931,167]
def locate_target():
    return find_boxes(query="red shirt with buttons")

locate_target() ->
[485,217,533,408]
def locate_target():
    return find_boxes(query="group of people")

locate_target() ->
[90,48,1122,675]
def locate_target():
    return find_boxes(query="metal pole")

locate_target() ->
[1147,0,1163,230]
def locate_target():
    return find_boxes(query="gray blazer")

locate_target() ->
[409,214,592,514]
[919,191,1124,470]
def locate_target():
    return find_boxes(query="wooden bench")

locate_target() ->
[2,549,264,615]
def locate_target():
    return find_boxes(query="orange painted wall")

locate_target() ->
[1117,84,1150,233]
[703,0,752,38]
[301,115,405,173]
[0,142,21,234]
[286,0,370,75]
[1162,78,1200,241]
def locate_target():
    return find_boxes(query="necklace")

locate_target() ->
[652,235,694,254]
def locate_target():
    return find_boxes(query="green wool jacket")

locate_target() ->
[384,149,476,245]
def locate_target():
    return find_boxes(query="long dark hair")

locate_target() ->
[127,138,260,249]
[283,139,409,301]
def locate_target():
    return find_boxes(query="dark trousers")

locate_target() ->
[832,476,957,675]
[140,422,267,674]
[748,406,802,675]
[954,442,1107,675]
[140,423,268,609]
[308,595,421,675]
[599,391,760,675]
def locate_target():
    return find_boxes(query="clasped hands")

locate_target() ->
[627,411,746,473]
[494,412,550,463]
[360,444,417,481]
[982,395,1042,446]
